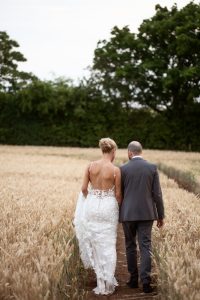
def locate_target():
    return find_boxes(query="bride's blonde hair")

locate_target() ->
[99,137,117,153]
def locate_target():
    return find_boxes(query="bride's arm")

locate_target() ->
[81,164,90,197]
[115,167,122,205]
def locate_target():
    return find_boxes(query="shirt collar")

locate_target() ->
[132,155,142,159]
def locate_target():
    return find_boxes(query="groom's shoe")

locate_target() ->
[143,283,153,293]
[126,278,138,288]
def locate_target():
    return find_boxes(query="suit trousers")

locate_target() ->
[122,220,153,284]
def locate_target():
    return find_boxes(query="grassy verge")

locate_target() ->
[158,162,200,195]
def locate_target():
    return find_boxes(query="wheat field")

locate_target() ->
[0,145,200,299]
[0,146,88,299]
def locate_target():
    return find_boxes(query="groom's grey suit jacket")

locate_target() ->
[119,157,164,222]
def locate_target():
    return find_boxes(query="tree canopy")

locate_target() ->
[92,2,200,115]
[0,31,35,92]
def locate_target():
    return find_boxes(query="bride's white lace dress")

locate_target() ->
[74,186,119,295]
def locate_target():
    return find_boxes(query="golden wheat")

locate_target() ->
[0,145,199,300]
[152,174,200,300]
[0,148,87,299]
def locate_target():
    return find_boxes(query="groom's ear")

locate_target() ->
[128,150,132,159]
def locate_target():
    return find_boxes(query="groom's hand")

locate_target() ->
[157,219,164,228]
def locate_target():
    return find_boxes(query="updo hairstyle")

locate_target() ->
[99,137,117,153]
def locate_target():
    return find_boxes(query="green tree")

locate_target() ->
[92,2,200,115]
[92,26,138,109]
[0,31,35,92]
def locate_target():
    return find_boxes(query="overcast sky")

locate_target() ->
[0,0,197,81]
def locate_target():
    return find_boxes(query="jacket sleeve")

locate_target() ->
[152,167,165,219]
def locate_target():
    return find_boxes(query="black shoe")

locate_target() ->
[143,283,153,293]
[126,280,138,288]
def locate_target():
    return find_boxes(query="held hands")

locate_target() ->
[157,219,164,228]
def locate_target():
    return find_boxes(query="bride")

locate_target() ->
[74,138,122,295]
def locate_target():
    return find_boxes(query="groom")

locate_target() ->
[120,141,164,293]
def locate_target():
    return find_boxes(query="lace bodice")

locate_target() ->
[89,186,115,198]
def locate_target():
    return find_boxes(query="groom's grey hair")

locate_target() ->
[128,141,142,154]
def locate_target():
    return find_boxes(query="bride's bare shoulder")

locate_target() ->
[88,159,102,170]
[89,160,114,170]
[89,159,101,166]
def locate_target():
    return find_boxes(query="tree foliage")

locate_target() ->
[0,31,35,92]
[92,2,200,115]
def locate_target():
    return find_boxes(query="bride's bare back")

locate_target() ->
[81,137,122,203]
[81,159,122,204]
[89,160,116,190]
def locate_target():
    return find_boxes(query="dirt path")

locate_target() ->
[86,224,158,300]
